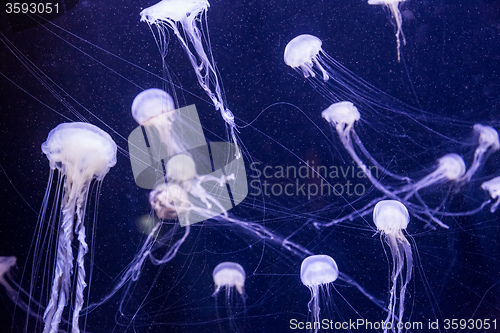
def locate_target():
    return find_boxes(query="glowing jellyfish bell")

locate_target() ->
[213,262,246,296]
[462,124,499,181]
[403,153,466,199]
[131,88,184,157]
[481,176,500,213]
[322,101,360,145]
[368,0,406,61]
[140,0,240,157]
[40,122,117,333]
[212,262,246,331]
[166,153,197,182]
[373,200,413,333]
[149,183,189,220]
[0,256,17,303]
[321,102,379,186]
[284,34,329,81]
[300,254,339,333]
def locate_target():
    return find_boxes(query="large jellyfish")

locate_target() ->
[139,0,240,156]
[373,200,413,333]
[284,34,329,81]
[367,0,406,61]
[34,122,117,333]
[300,254,339,333]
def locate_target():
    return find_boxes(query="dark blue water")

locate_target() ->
[0,1,499,332]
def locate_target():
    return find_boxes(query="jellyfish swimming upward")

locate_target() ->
[373,200,413,333]
[140,0,239,155]
[31,122,117,333]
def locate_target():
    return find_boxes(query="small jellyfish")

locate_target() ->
[164,153,234,226]
[0,256,18,305]
[300,254,339,333]
[149,183,190,220]
[462,124,499,182]
[284,34,329,81]
[213,262,246,297]
[140,0,240,156]
[401,153,466,199]
[368,0,407,61]
[481,176,500,213]
[213,262,246,332]
[373,200,413,333]
[38,122,117,333]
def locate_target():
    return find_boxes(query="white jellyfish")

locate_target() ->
[373,200,413,333]
[149,183,190,220]
[462,124,499,182]
[140,0,240,156]
[300,254,339,333]
[213,261,246,296]
[284,34,329,81]
[0,257,19,306]
[368,0,406,61]
[481,176,500,213]
[400,153,466,198]
[128,88,217,190]
[35,122,117,333]
[131,88,181,157]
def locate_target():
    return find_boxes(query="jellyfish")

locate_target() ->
[35,122,117,333]
[462,124,499,182]
[373,200,413,333]
[130,88,180,157]
[213,261,245,296]
[481,177,500,213]
[213,262,246,332]
[140,0,240,156]
[368,0,406,61]
[300,254,339,333]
